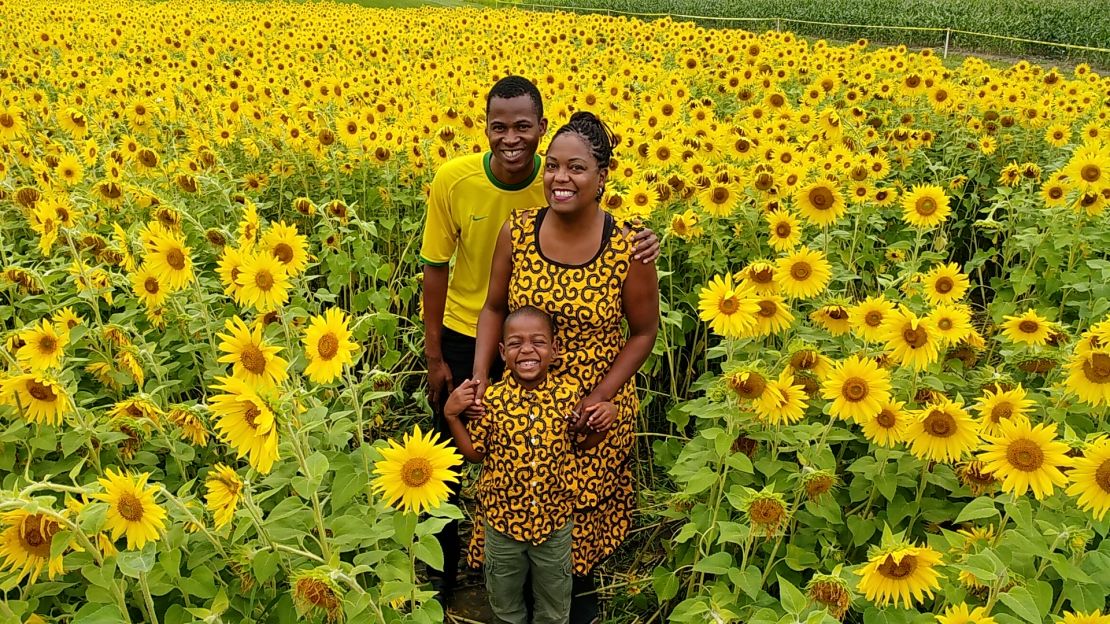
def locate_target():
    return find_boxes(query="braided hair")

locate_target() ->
[552,111,617,170]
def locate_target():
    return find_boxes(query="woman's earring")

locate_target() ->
[595,184,605,202]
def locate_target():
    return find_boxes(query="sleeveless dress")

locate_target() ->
[468,206,637,576]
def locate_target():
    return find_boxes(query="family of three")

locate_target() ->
[420,76,661,624]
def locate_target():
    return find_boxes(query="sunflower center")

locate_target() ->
[1006,438,1044,471]
[757,300,777,317]
[1081,164,1101,183]
[166,248,186,271]
[774,223,791,238]
[27,380,56,402]
[711,187,729,204]
[244,405,261,427]
[748,498,785,524]
[273,243,294,264]
[751,266,774,284]
[296,577,340,609]
[730,373,766,399]
[240,345,268,375]
[902,325,928,348]
[1095,460,1110,493]
[117,492,145,522]
[864,311,884,327]
[828,307,847,320]
[254,269,275,291]
[934,277,954,294]
[924,410,956,437]
[876,409,897,428]
[401,457,432,488]
[38,334,57,353]
[1017,320,1040,334]
[317,333,339,360]
[878,554,918,579]
[144,277,160,294]
[790,261,812,281]
[810,187,834,209]
[0,113,14,128]
[20,515,57,557]
[938,318,953,331]
[915,197,937,216]
[719,295,740,315]
[1082,353,1110,383]
[842,377,868,402]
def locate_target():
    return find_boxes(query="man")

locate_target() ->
[420,75,659,605]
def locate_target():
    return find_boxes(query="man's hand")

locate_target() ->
[583,401,617,432]
[630,225,660,263]
[445,378,480,421]
[427,357,453,412]
[466,377,489,417]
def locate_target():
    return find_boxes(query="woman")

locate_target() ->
[472,111,659,623]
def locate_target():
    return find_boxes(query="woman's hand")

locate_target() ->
[583,401,617,432]
[572,392,610,433]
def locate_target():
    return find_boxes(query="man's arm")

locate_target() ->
[444,379,485,463]
[423,264,452,409]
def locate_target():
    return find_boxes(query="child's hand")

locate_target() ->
[444,379,480,420]
[584,401,617,432]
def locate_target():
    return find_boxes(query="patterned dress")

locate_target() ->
[507,206,637,575]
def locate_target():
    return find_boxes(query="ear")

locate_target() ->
[598,166,609,185]
[498,342,506,361]
[539,117,548,135]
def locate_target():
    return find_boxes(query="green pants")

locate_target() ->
[484,521,572,624]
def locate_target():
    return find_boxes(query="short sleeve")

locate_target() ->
[419,168,458,266]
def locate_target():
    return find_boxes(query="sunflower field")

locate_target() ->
[1,0,1109,623]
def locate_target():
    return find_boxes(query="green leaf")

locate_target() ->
[116,549,156,579]
[778,575,807,615]
[413,533,444,571]
[306,452,330,479]
[998,586,1042,624]
[956,497,999,523]
[692,551,733,575]
[653,565,679,601]
[253,550,281,583]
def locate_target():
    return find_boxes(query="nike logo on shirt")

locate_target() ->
[471,215,489,221]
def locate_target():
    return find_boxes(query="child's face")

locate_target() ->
[499,314,555,384]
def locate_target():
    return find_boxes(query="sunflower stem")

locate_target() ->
[904,464,930,535]
[138,572,160,624]
[284,421,334,562]
[158,487,228,558]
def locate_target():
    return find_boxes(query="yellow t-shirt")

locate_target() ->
[419,151,545,337]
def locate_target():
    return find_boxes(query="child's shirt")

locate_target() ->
[467,373,579,545]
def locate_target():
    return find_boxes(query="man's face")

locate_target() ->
[485,95,547,181]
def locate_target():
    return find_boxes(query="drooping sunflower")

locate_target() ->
[697,274,760,338]
[726,368,770,402]
[371,424,462,514]
[216,316,289,390]
[850,296,897,343]
[209,376,280,474]
[749,295,794,337]
[795,180,847,227]
[906,397,980,462]
[169,406,209,446]
[1066,437,1110,520]
[0,373,72,426]
[936,602,997,624]
[765,209,802,251]
[753,369,808,426]
[978,419,1071,499]
[776,247,831,299]
[921,263,970,305]
[144,230,194,292]
[856,543,943,608]
[668,209,702,240]
[1000,309,1053,346]
[928,303,974,345]
[217,245,249,302]
[822,355,892,423]
[786,346,833,380]
[743,490,790,537]
[16,319,69,371]
[302,308,359,383]
[739,260,780,296]
[860,400,909,448]
[975,384,1035,437]
[93,469,167,550]
[205,463,243,530]
[901,184,951,229]
[1065,350,1110,406]
[291,568,345,622]
[810,303,852,336]
[236,252,292,313]
[260,221,310,277]
[131,264,168,310]
[0,509,66,585]
[881,308,941,370]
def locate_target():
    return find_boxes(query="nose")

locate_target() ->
[553,165,570,182]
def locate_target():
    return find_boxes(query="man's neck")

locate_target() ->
[489,157,535,187]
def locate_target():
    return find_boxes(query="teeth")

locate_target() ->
[553,190,574,199]
[504,149,522,159]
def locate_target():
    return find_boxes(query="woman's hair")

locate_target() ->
[552,111,617,169]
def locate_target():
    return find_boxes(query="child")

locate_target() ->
[444,305,614,624]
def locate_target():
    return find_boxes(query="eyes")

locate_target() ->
[506,337,548,348]
[544,161,588,173]
[490,122,532,133]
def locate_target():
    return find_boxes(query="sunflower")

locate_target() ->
[0,509,66,585]
[776,247,831,299]
[1044,123,1071,148]
[1066,437,1110,520]
[921,263,970,305]
[749,294,794,336]
[209,376,280,474]
[144,229,194,293]
[302,308,359,383]
[205,463,243,530]
[856,544,943,608]
[822,355,892,423]
[975,384,1035,437]
[669,209,702,240]
[291,568,345,622]
[795,180,846,227]
[806,574,852,621]
[726,368,769,402]
[236,252,292,313]
[0,374,72,426]
[1000,309,1053,346]
[697,274,760,338]
[786,347,833,380]
[1063,142,1110,193]
[1059,611,1110,624]
[753,369,808,426]
[881,308,940,370]
[905,397,980,462]
[810,303,852,336]
[56,154,84,187]
[169,406,209,446]
[743,490,790,537]
[260,221,310,277]
[16,319,69,372]
[52,307,83,334]
[860,400,909,447]
[371,424,462,514]
[131,264,168,309]
[928,303,974,344]
[978,419,1070,500]
[850,296,897,343]
[93,469,167,550]
[217,245,249,302]
[697,183,742,217]
[217,316,289,390]
[936,603,997,624]
[740,261,780,295]
[901,184,951,228]
[765,209,802,251]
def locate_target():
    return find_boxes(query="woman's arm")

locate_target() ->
[471,222,514,409]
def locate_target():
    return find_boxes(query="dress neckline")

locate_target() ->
[533,207,614,269]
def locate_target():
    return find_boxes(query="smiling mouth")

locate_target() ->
[516,359,540,371]
[552,189,575,200]
[502,148,524,160]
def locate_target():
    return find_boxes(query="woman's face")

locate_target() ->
[543,132,608,215]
